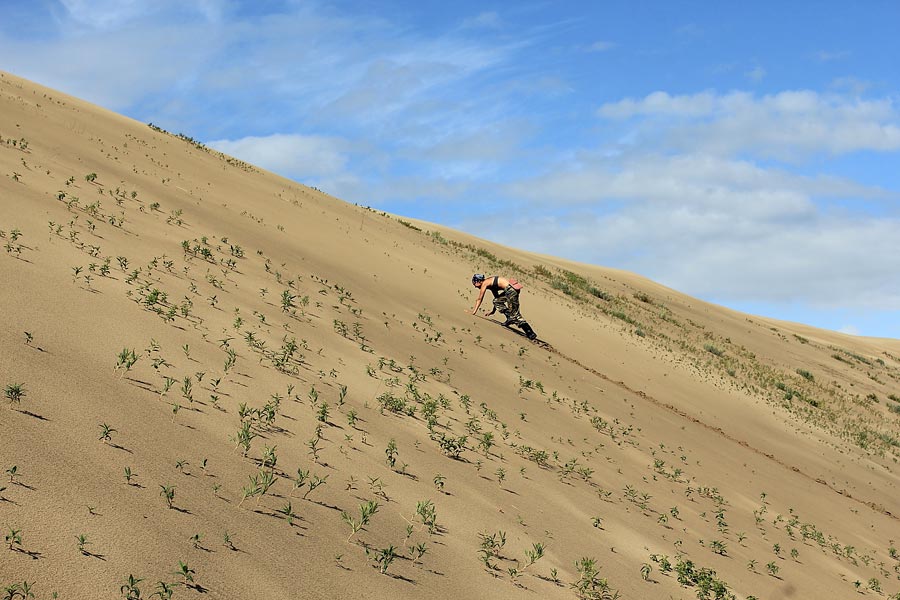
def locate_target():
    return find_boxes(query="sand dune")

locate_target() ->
[1,70,899,600]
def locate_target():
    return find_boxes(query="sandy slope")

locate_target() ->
[1,71,899,600]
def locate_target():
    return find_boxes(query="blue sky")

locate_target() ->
[3,1,899,338]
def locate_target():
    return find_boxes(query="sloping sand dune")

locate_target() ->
[1,71,898,600]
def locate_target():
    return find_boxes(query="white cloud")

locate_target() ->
[470,196,900,310]
[507,153,879,207]
[745,65,766,83]
[814,50,850,62]
[0,24,220,109]
[488,147,900,311]
[207,134,350,179]
[461,11,502,29]
[838,325,861,336]
[597,90,900,159]
[598,91,720,119]
[322,175,470,206]
[586,40,615,52]
[59,0,151,28]
[2,2,516,135]
[59,0,228,30]
[830,76,871,96]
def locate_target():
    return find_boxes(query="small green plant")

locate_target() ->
[434,433,467,458]
[159,376,176,399]
[710,540,727,555]
[172,561,195,586]
[152,581,175,600]
[495,467,506,486]
[291,469,309,497]
[415,500,438,533]
[477,530,506,570]
[303,474,328,500]
[159,484,175,509]
[277,502,296,526]
[524,542,545,569]
[98,423,117,443]
[409,541,428,564]
[6,581,35,599]
[572,557,613,599]
[75,534,90,555]
[341,500,379,541]
[4,383,25,407]
[385,439,398,469]
[369,545,398,575]
[433,474,445,492]
[180,376,193,403]
[307,436,321,463]
[120,575,143,600]
[115,348,139,377]
[6,527,23,550]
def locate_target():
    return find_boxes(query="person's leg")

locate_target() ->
[506,288,537,338]
[520,321,537,339]
[504,288,524,326]
[493,296,509,318]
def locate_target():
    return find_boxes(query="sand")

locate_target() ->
[1,70,899,600]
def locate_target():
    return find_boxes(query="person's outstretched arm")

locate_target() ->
[470,283,488,314]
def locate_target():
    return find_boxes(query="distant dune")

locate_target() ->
[1,70,898,600]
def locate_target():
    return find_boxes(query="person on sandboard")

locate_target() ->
[468,274,538,340]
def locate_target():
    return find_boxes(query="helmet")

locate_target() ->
[472,273,485,286]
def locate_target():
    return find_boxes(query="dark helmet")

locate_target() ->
[472,273,485,286]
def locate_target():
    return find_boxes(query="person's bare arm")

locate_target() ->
[470,283,487,314]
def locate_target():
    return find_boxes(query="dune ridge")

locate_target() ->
[1,70,899,600]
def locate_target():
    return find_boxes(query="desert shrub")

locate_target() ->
[796,369,814,382]
[704,344,724,357]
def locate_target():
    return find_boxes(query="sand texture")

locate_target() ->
[1,71,899,600]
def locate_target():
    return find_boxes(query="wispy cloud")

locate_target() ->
[597,90,900,159]
[207,134,351,179]
[585,40,616,52]
[814,49,851,62]
[470,183,900,310]
[461,11,502,30]
[507,153,880,206]
[745,65,766,83]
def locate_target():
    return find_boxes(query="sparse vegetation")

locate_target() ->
[2,76,898,600]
